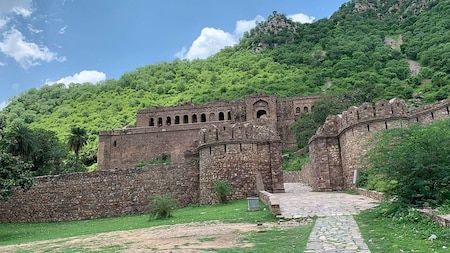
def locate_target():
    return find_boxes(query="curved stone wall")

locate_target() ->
[197,121,284,204]
[302,98,450,191]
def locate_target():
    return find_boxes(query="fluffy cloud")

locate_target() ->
[287,13,316,23]
[176,27,237,60]
[47,70,106,85]
[176,13,315,60]
[0,28,66,68]
[234,15,265,37]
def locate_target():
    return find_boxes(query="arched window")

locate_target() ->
[175,116,180,125]
[296,107,301,113]
[219,112,225,121]
[113,140,117,147]
[183,115,189,124]
[201,113,206,122]
[256,110,267,118]
[227,111,231,120]
[158,117,163,127]
[209,113,215,121]
[166,116,171,126]
[303,107,309,112]
[149,118,155,126]
[192,114,197,123]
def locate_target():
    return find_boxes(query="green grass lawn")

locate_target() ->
[0,199,276,246]
[355,203,450,253]
[0,199,316,252]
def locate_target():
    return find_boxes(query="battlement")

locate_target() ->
[198,121,280,146]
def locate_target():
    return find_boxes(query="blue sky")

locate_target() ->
[0,0,348,110]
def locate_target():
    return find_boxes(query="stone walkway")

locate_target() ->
[275,183,379,252]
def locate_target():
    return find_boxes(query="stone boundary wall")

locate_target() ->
[0,163,199,223]
[353,188,385,202]
[299,98,450,191]
[417,209,450,228]
[258,191,280,215]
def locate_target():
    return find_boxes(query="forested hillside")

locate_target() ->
[1,0,449,174]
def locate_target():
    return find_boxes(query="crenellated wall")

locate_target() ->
[301,98,450,191]
[197,121,284,204]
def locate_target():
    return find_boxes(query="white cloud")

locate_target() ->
[0,18,9,29]
[46,70,106,85]
[177,27,237,60]
[176,16,264,60]
[0,28,66,68]
[234,15,264,37]
[0,100,9,111]
[58,25,67,34]
[0,0,33,17]
[287,13,316,23]
[0,61,6,66]
[27,24,43,34]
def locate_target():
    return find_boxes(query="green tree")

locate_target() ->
[67,127,88,169]
[0,152,33,201]
[3,122,34,161]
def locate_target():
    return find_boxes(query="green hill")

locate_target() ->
[1,0,449,173]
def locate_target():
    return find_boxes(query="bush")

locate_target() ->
[147,194,179,220]
[213,180,232,204]
[365,120,450,207]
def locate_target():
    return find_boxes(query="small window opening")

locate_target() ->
[219,112,225,121]
[158,117,163,127]
[166,117,171,126]
[367,124,370,132]
[149,118,155,126]
[224,144,227,153]
[431,112,434,119]
[227,111,231,120]
[192,114,197,123]
[256,110,267,118]
[303,107,309,112]
[175,116,180,125]
[385,121,388,129]
[296,107,301,113]
[113,140,117,147]
[201,113,206,122]
[183,115,189,124]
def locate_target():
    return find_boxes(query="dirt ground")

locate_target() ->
[0,221,289,252]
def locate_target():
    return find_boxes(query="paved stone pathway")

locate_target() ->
[275,183,378,252]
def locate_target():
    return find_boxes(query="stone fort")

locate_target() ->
[1,95,450,222]
[97,94,321,202]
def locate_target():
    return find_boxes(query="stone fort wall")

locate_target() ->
[98,94,321,170]
[198,121,284,204]
[300,98,450,191]
[0,161,199,222]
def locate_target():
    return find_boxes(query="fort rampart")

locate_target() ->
[299,98,450,191]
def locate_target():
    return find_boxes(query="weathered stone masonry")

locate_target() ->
[0,94,319,222]
[299,98,450,191]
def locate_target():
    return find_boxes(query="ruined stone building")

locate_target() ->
[97,94,320,203]
[1,96,449,223]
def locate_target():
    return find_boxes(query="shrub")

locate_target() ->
[213,180,232,204]
[147,194,179,220]
[365,120,450,207]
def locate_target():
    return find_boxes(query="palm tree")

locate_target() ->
[4,122,34,161]
[67,127,88,169]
